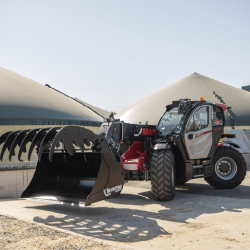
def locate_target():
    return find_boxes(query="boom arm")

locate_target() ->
[98,121,156,146]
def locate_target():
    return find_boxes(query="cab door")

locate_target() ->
[184,105,213,159]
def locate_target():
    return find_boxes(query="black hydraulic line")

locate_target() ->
[213,91,234,129]
[45,84,106,120]
[73,98,106,120]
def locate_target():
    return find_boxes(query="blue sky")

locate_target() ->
[0,0,250,112]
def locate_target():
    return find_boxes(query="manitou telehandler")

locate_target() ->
[0,98,247,205]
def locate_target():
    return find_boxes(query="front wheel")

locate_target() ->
[205,146,247,189]
[150,149,175,201]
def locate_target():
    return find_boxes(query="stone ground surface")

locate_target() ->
[0,215,121,250]
[0,170,250,250]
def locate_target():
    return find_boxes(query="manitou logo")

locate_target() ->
[142,128,156,136]
[103,185,123,196]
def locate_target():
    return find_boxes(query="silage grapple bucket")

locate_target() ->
[0,126,124,206]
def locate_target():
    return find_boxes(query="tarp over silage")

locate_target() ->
[117,73,250,127]
[0,67,103,126]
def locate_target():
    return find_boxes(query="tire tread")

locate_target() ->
[151,150,175,201]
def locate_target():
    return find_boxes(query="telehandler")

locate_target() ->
[0,98,246,205]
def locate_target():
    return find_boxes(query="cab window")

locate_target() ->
[213,106,223,126]
[186,107,209,133]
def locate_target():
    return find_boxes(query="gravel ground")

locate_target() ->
[0,215,122,250]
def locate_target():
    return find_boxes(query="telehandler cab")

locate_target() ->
[0,98,247,205]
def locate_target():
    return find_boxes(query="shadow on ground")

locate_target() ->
[26,176,250,243]
[31,204,171,242]
[175,168,250,199]
[176,182,250,199]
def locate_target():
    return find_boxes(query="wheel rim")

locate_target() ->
[215,157,237,180]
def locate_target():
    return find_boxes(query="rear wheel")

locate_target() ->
[151,149,175,201]
[205,146,247,189]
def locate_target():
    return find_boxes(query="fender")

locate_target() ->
[218,141,240,148]
[152,144,171,150]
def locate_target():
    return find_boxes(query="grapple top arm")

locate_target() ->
[0,126,113,163]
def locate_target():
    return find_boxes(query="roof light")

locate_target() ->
[199,97,205,101]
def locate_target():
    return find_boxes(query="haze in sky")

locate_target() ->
[0,0,249,112]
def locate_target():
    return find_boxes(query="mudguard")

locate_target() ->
[218,140,240,148]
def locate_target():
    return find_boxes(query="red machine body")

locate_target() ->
[120,141,149,171]
[215,103,229,111]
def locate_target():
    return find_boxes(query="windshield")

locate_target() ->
[157,107,183,137]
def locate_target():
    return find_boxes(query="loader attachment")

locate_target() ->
[0,126,124,206]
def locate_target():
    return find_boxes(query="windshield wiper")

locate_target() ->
[165,113,186,136]
[165,121,181,136]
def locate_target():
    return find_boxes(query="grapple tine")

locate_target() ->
[9,129,31,161]
[84,138,90,146]
[18,129,40,161]
[75,129,89,151]
[0,131,21,161]
[37,127,61,161]
[49,128,64,161]
[0,131,13,146]
[49,126,87,162]
[28,128,50,161]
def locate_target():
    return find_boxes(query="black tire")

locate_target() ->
[151,149,175,201]
[205,146,247,189]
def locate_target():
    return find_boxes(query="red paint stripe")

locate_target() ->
[213,128,221,131]
[195,130,212,138]
[195,128,221,138]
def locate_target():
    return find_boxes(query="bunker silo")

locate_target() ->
[117,73,250,128]
[0,66,103,162]
[0,66,106,197]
